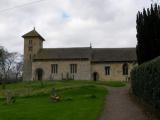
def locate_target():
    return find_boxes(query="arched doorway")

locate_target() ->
[122,63,128,75]
[35,68,44,80]
[93,72,98,81]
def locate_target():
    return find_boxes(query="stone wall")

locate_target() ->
[23,37,43,81]
[91,62,135,81]
[32,60,136,81]
[32,60,91,80]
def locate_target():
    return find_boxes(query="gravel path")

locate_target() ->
[99,86,149,120]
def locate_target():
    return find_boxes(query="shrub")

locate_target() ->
[131,56,160,110]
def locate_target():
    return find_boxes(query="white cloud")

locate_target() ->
[0,0,152,53]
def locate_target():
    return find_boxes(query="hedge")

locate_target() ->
[131,56,160,110]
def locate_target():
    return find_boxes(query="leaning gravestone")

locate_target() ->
[51,88,57,96]
[50,88,61,102]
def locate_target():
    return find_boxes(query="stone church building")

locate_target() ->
[22,29,137,81]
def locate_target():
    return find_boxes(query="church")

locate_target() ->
[22,29,137,81]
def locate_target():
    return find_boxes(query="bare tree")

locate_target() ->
[13,60,23,80]
[0,47,19,89]
[0,47,3,81]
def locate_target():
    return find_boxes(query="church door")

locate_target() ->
[36,68,43,80]
[93,72,98,81]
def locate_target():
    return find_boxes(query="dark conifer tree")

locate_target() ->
[136,4,160,64]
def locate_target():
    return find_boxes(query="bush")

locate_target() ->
[131,56,160,110]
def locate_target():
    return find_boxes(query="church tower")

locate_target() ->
[22,28,45,81]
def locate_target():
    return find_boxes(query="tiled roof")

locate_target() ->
[92,48,137,62]
[34,47,92,60]
[34,47,137,62]
[22,29,45,41]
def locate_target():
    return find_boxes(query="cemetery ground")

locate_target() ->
[0,80,125,120]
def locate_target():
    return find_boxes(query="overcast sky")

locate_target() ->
[0,0,152,54]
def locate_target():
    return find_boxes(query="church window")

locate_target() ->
[29,40,32,45]
[123,63,128,75]
[105,66,110,75]
[51,64,58,74]
[70,64,77,73]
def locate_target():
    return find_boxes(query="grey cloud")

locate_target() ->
[0,0,152,54]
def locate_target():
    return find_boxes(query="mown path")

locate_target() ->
[99,85,150,120]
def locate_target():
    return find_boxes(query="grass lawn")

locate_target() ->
[98,81,126,87]
[0,85,106,120]
[0,80,125,120]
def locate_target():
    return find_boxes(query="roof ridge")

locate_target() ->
[93,47,136,49]
[43,47,91,49]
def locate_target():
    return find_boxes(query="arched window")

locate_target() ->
[123,63,128,75]
[29,40,32,45]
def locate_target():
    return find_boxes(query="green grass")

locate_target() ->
[98,81,126,87]
[0,80,126,120]
[0,80,125,98]
[0,80,87,97]
[0,85,106,120]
